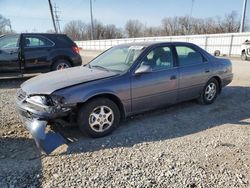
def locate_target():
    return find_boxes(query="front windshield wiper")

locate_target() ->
[91,65,110,71]
[83,63,91,68]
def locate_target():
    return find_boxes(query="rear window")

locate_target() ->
[24,36,54,48]
[176,46,204,67]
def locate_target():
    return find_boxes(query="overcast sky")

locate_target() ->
[0,0,249,32]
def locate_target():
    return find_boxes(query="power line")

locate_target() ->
[54,3,61,33]
[188,0,195,34]
[48,0,57,33]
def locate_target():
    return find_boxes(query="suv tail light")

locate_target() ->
[72,46,80,54]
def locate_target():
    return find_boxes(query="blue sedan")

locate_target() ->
[16,42,233,154]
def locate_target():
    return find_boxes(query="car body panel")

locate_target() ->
[177,62,211,102]
[131,67,178,112]
[241,40,250,59]
[0,34,21,73]
[15,42,233,154]
[21,66,118,95]
[0,33,82,75]
[0,47,20,73]
[54,73,132,114]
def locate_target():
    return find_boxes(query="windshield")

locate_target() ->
[89,45,145,72]
[0,35,19,49]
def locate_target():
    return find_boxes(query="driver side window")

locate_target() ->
[141,46,174,71]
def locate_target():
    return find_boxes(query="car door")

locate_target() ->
[131,46,178,113]
[175,45,211,102]
[22,35,55,73]
[0,34,21,73]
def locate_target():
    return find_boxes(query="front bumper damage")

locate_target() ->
[15,91,72,154]
[20,117,67,154]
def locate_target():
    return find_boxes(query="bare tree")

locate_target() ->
[104,24,123,39]
[0,14,12,35]
[93,20,105,39]
[63,20,123,40]
[63,11,246,40]
[144,26,163,37]
[125,20,143,38]
[221,11,240,33]
[63,20,87,40]
[162,17,182,36]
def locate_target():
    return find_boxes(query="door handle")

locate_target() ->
[205,70,210,73]
[170,75,177,80]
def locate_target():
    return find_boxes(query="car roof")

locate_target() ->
[0,33,67,38]
[116,41,198,48]
[21,33,66,36]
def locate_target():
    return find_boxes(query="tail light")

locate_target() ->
[72,46,80,54]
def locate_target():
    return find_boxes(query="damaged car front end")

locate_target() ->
[15,89,72,154]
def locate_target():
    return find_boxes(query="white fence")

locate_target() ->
[75,32,250,56]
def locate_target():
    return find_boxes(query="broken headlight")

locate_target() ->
[26,95,50,108]
[26,95,65,107]
[50,95,65,106]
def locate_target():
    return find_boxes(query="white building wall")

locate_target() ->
[75,32,250,56]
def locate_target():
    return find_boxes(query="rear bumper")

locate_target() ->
[72,54,82,66]
[15,99,69,154]
[222,73,233,87]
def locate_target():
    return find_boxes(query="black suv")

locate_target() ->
[0,33,82,76]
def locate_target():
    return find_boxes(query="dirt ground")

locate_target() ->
[0,52,250,187]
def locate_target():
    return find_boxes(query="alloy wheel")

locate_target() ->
[56,63,69,70]
[88,105,114,133]
[205,83,216,101]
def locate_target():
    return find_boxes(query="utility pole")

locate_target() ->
[54,3,61,33]
[48,0,57,33]
[90,0,95,40]
[188,0,195,35]
[240,0,248,32]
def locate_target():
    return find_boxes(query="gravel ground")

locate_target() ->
[0,53,250,187]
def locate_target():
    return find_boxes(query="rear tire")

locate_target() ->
[77,98,120,138]
[241,51,247,61]
[52,59,72,71]
[198,78,219,105]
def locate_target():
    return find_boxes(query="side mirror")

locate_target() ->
[135,65,152,75]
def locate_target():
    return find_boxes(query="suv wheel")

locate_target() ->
[78,98,120,138]
[241,51,247,61]
[52,59,72,71]
[198,78,219,105]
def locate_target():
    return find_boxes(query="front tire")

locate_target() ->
[241,51,247,61]
[198,78,219,105]
[77,98,120,138]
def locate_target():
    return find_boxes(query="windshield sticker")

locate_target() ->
[129,46,145,50]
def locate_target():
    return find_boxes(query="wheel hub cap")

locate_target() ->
[89,105,114,132]
[57,63,69,70]
[205,83,216,101]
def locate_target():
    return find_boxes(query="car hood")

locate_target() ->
[21,66,118,95]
